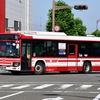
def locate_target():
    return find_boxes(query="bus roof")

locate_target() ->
[9,31,100,42]
[16,31,67,36]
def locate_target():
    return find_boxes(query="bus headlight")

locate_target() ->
[13,62,20,67]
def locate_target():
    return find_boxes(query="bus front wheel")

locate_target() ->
[83,62,91,74]
[34,62,45,75]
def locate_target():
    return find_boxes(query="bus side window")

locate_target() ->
[33,41,46,56]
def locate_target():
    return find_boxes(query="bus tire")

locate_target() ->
[83,62,91,74]
[34,62,45,75]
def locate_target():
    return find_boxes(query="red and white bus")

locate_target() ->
[0,31,100,75]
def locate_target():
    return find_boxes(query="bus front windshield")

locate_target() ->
[0,41,20,58]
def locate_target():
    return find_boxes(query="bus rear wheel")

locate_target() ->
[83,62,91,74]
[34,62,45,75]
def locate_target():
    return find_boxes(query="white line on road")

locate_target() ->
[33,84,54,89]
[0,90,99,94]
[93,93,100,100]
[11,84,31,89]
[56,84,73,89]
[0,84,14,88]
[0,82,97,84]
[42,96,64,100]
[0,91,24,100]
[0,82,100,85]
[75,85,93,90]
[97,87,100,90]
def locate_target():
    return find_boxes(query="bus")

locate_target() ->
[0,31,100,75]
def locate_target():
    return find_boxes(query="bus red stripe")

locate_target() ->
[45,60,50,62]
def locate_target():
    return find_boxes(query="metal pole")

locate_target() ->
[96,20,98,36]
[52,0,55,32]
[52,0,74,32]
[40,17,42,31]
[96,19,100,36]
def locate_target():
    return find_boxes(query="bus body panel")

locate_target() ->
[1,31,100,74]
[67,44,78,71]
[31,57,82,72]
[0,58,21,71]
[31,57,100,72]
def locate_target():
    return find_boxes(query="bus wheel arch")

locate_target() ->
[83,61,92,74]
[34,60,45,75]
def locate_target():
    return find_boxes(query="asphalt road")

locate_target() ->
[0,70,100,100]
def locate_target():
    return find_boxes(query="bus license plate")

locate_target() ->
[0,66,6,70]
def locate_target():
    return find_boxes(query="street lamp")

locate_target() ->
[96,19,100,36]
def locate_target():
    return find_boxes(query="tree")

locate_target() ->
[73,18,87,36]
[91,30,100,37]
[46,0,87,36]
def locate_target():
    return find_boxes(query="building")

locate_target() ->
[0,0,34,32]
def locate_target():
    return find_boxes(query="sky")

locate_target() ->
[34,0,100,33]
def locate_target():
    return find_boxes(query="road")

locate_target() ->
[0,70,100,100]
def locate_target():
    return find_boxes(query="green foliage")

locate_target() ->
[46,0,87,36]
[73,18,86,36]
[91,30,100,37]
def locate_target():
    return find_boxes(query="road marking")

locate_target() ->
[0,84,14,88]
[56,84,73,89]
[93,93,100,100]
[97,87,100,90]
[11,84,30,89]
[0,82,100,85]
[42,96,63,100]
[33,84,54,89]
[75,85,93,90]
[0,83,99,91]
[0,90,99,94]
[0,91,24,100]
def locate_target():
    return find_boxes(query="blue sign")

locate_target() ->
[58,49,66,55]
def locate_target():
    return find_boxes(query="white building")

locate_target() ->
[6,0,34,31]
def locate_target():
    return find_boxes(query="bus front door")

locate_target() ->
[67,44,78,71]
[21,41,31,71]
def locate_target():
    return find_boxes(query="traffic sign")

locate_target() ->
[54,25,60,32]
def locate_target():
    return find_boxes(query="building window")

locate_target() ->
[5,18,8,29]
[14,20,18,31]
[19,21,21,31]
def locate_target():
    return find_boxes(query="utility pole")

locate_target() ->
[96,19,100,36]
[52,0,88,32]
[52,0,74,32]
[52,0,55,32]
